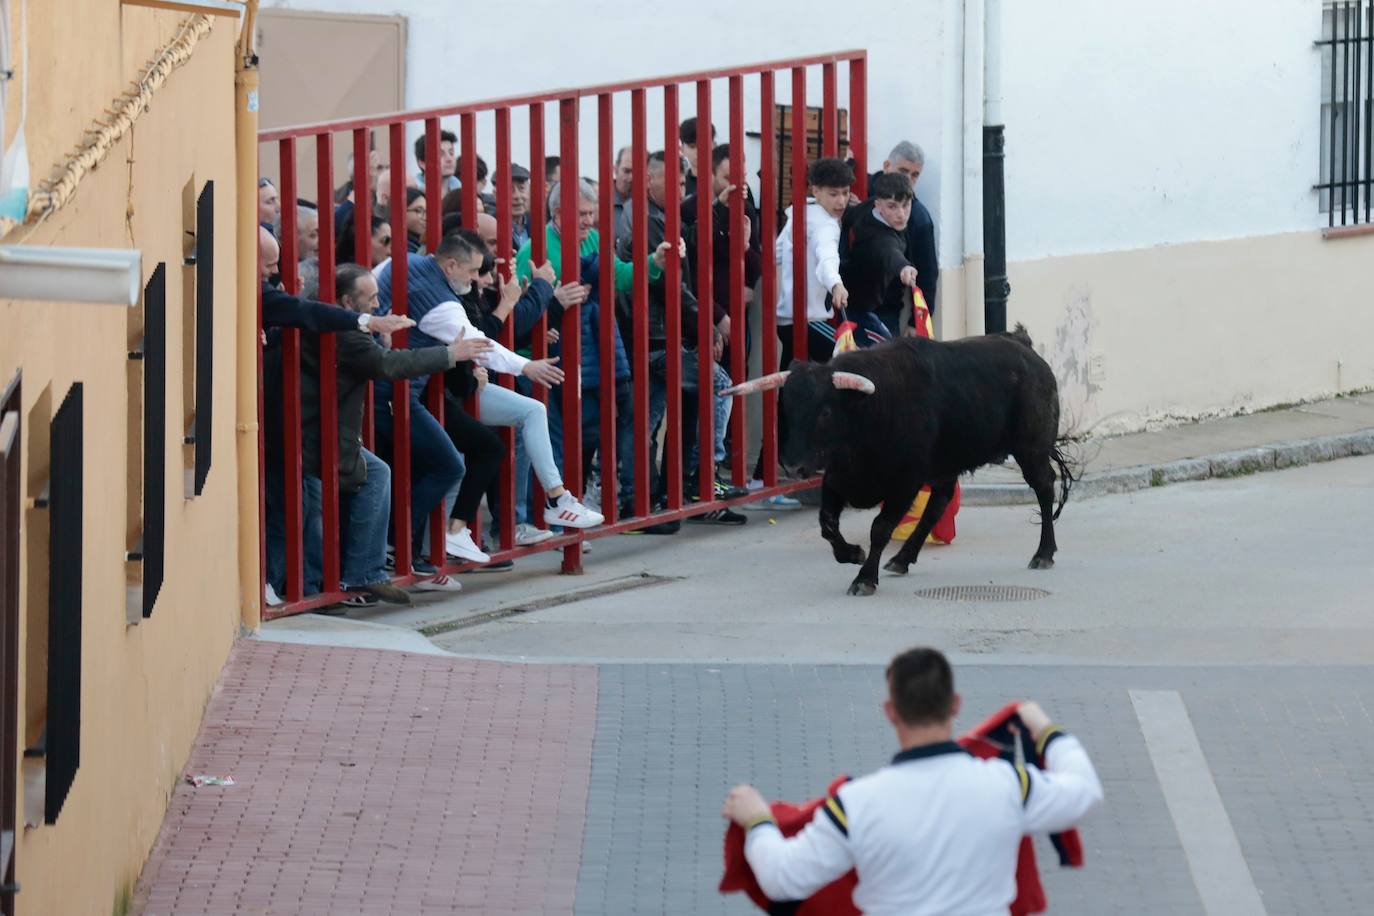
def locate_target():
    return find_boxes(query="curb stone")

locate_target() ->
[960,428,1374,507]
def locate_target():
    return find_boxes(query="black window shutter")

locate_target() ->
[46,383,83,824]
[144,265,166,618]
[193,181,214,496]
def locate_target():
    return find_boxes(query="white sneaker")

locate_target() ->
[543,492,605,529]
[264,583,283,607]
[445,528,491,564]
[414,574,463,593]
[514,523,555,546]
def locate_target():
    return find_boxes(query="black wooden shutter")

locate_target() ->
[45,383,83,824]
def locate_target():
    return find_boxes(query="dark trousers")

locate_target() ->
[443,392,506,523]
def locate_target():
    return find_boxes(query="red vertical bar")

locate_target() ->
[353,129,375,454]
[694,79,714,503]
[558,97,583,573]
[529,105,549,411]
[727,75,746,487]
[596,93,618,524]
[821,61,838,157]
[460,113,479,230]
[352,128,374,265]
[663,85,684,511]
[278,138,304,602]
[791,67,809,364]
[630,88,650,519]
[316,132,342,594]
[424,117,447,567]
[759,72,779,486]
[495,106,517,551]
[388,122,413,577]
[850,54,868,199]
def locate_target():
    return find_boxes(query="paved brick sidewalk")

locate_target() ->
[132,641,597,915]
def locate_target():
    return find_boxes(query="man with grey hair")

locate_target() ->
[844,141,938,335]
[611,146,635,244]
[275,203,321,263]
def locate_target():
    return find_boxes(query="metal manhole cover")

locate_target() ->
[915,585,1050,602]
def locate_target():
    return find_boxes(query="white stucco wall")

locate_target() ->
[1001,0,1325,261]
[260,0,954,243]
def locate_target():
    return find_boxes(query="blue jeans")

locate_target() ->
[265,460,323,597]
[647,350,732,476]
[373,387,465,543]
[549,381,635,506]
[333,448,392,588]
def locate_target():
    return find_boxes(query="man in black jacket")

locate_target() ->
[300,263,492,606]
[258,227,416,605]
[839,171,920,348]
[841,141,939,336]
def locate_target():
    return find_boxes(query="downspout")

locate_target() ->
[982,0,1009,333]
[234,2,262,632]
[962,0,986,337]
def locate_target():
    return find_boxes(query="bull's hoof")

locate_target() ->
[883,558,910,575]
[847,578,877,597]
[833,544,866,565]
[1028,556,1055,570]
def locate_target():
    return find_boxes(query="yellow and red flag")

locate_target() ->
[893,286,960,544]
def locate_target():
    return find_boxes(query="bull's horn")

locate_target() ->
[720,371,791,397]
[832,371,875,394]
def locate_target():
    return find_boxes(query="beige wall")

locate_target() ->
[1,5,241,914]
[936,230,1374,437]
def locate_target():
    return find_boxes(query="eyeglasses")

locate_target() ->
[406,205,426,215]
[377,235,393,246]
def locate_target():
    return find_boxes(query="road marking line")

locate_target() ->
[1130,689,1266,916]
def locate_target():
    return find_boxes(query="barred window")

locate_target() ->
[1318,1,1373,225]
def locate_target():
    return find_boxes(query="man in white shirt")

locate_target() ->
[774,156,855,366]
[723,647,1103,916]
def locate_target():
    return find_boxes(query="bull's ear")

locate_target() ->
[720,370,790,397]
[832,371,875,395]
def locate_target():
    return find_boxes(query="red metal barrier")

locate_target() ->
[259,50,867,619]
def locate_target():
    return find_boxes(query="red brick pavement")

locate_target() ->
[132,640,598,915]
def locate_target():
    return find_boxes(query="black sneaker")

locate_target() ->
[462,559,515,574]
[714,479,750,500]
[320,594,374,615]
[412,556,439,575]
[625,518,681,535]
[689,507,747,526]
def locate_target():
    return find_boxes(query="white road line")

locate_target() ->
[1130,689,1267,916]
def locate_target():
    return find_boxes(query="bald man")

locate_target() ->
[259,226,412,336]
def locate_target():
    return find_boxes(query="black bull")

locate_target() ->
[724,327,1075,596]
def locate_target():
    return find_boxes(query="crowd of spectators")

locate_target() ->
[257,121,938,608]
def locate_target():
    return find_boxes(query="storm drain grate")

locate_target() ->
[915,585,1050,602]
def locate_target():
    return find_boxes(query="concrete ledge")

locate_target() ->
[961,428,1374,508]
[1208,447,1276,478]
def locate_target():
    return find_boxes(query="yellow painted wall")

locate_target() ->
[2,5,242,914]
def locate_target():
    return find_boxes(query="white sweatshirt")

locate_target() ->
[775,200,843,326]
[417,300,530,377]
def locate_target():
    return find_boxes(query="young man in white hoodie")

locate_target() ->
[775,157,855,367]
[748,158,855,509]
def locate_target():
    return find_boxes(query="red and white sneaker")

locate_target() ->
[414,574,463,593]
[543,492,605,529]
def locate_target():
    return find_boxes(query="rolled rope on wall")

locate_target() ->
[22,14,214,227]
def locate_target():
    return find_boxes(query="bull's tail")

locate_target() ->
[1049,436,1081,520]
[1006,323,1035,350]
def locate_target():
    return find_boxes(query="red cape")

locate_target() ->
[719,703,1084,915]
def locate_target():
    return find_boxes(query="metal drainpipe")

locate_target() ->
[983,0,1009,333]
[234,18,263,633]
[962,0,986,338]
